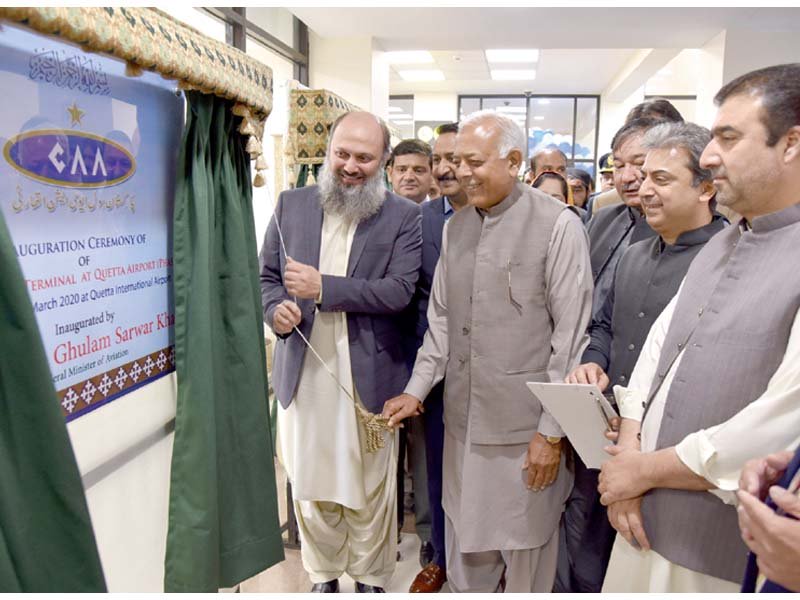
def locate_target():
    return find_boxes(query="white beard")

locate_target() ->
[317,158,386,223]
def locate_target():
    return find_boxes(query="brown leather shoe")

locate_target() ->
[409,563,446,593]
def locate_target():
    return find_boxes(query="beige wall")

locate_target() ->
[309,33,374,110]
[413,92,458,123]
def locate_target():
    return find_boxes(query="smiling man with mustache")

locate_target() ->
[585,118,661,321]
[404,123,467,592]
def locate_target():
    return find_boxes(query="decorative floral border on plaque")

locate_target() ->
[58,345,175,421]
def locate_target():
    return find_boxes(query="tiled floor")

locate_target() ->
[239,459,449,593]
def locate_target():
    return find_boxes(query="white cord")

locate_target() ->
[270,210,357,405]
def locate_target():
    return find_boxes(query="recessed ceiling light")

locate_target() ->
[388,106,403,113]
[485,49,539,63]
[533,115,545,121]
[491,69,536,81]
[495,106,527,113]
[398,69,445,82]
[393,120,414,125]
[389,113,413,120]
[537,99,550,105]
[386,51,434,65]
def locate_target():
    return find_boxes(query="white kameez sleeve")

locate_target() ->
[538,210,594,438]
[613,288,680,422]
[675,304,800,494]
[404,221,450,402]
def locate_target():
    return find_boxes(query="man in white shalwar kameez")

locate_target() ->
[259,111,422,592]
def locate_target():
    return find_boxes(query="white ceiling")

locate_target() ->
[388,48,640,95]
[289,7,800,95]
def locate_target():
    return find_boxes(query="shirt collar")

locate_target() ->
[476,181,523,219]
[748,202,800,233]
[442,196,454,215]
[667,213,728,249]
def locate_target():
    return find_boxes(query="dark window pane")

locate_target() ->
[459,97,481,120]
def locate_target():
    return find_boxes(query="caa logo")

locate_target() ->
[3,129,136,188]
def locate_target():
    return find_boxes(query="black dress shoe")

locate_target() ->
[418,540,434,568]
[311,579,339,593]
[355,582,385,593]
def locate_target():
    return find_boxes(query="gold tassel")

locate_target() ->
[356,405,391,453]
[125,62,144,77]
[245,135,260,155]
[232,103,250,118]
[239,118,255,136]
[255,155,268,170]
[254,169,266,187]
[307,170,316,185]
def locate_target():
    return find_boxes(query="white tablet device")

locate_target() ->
[526,382,619,469]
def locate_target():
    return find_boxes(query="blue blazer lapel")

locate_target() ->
[431,198,446,254]
[304,192,323,269]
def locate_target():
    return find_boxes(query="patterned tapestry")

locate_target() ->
[0,7,273,116]
[0,7,273,185]
[286,88,359,169]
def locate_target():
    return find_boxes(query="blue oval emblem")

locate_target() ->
[3,129,136,188]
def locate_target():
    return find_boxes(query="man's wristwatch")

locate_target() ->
[543,435,562,445]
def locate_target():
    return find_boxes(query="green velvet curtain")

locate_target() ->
[164,91,284,592]
[0,211,106,592]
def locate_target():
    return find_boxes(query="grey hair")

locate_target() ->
[459,109,527,158]
[641,121,713,187]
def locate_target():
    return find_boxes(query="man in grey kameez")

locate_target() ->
[384,110,593,592]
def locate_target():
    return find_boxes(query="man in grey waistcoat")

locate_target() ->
[383,110,593,592]
[597,63,800,592]
[556,121,727,592]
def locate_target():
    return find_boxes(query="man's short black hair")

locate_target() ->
[435,122,459,136]
[626,98,684,124]
[714,63,800,147]
[566,167,594,191]
[388,138,432,168]
[611,117,662,153]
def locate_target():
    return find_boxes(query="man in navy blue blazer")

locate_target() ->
[259,111,422,593]
[739,446,800,593]
[407,122,469,594]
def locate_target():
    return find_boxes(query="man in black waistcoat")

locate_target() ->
[585,118,659,321]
